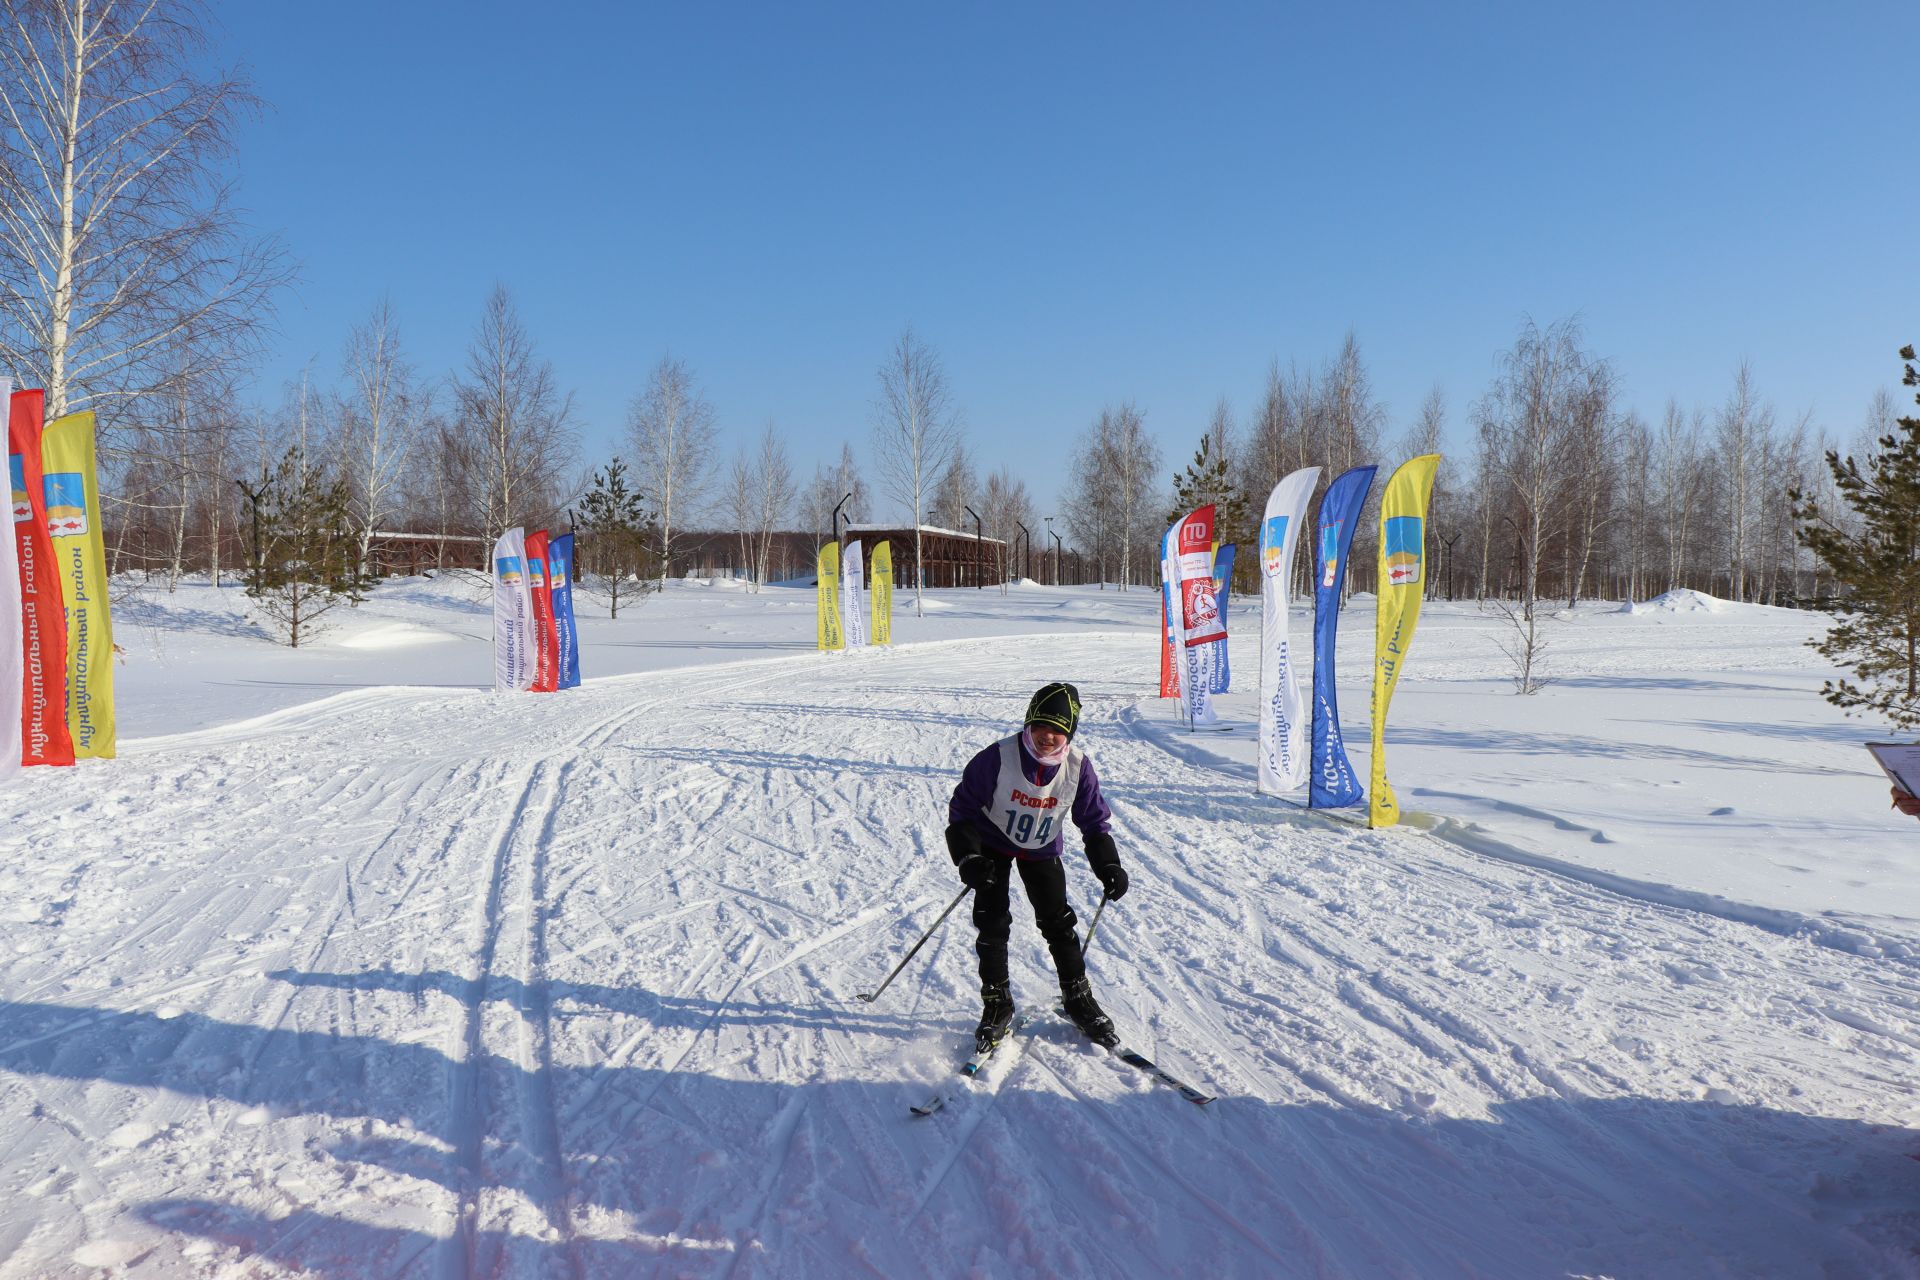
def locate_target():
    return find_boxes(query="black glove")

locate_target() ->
[956,853,996,891]
[945,821,982,865]
[1085,830,1128,900]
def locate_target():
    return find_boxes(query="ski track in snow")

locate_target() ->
[0,634,1917,1276]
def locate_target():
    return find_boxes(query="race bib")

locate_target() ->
[982,735,1083,850]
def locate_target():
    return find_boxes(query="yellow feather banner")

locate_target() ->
[870,541,893,646]
[1369,453,1441,828]
[816,542,843,650]
[41,411,116,758]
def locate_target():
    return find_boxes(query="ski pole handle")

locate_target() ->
[857,886,972,1003]
[1080,890,1111,959]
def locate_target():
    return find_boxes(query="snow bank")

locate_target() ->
[1617,588,1735,615]
[336,622,459,650]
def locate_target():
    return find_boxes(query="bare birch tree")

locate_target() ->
[1062,432,1117,585]
[1715,362,1772,601]
[336,299,420,574]
[1324,333,1386,479]
[1094,402,1159,590]
[627,356,718,585]
[1656,401,1703,593]
[751,424,794,587]
[870,326,960,614]
[799,442,868,552]
[723,448,757,585]
[720,427,794,590]
[1617,411,1653,601]
[1564,362,1620,607]
[407,410,478,568]
[1475,317,1591,692]
[1859,388,1900,461]
[1756,411,1812,604]
[448,286,576,544]
[978,465,1034,592]
[1471,413,1502,599]
[0,0,286,428]
[930,443,975,531]
[1243,360,1302,501]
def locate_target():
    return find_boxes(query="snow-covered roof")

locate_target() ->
[843,522,1007,545]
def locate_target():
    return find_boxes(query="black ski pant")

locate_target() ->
[972,854,1084,989]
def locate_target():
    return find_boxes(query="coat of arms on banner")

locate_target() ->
[1319,522,1342,588]
[43,472,86,536]
[1262,515,1288,576]
[10,456,28,522]
[496,556,524,584]
[1383,515,1423,586]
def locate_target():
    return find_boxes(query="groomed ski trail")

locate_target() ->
[0,635,1914,1277]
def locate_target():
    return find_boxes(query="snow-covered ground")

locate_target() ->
[1,576,1916,1276]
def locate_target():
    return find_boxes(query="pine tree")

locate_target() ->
[577,457,658,619]
[238,447,371,648]
[1791,346,1920,727]
[1168,433,1248,587]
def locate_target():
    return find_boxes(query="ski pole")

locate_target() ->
[1080,890,1111,958]
[857,887,971,1003]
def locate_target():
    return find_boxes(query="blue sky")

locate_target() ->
[219,2,1914,514]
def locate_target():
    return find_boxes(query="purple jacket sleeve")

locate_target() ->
[1070,755,1112,839]
[949,744,1002,834]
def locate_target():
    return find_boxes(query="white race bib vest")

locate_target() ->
[983,734,1084,852]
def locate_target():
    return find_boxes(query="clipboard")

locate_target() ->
[1866,742,1920,796]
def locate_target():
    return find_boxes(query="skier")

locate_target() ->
[945,682,1130,1052]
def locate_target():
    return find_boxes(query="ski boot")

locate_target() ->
[1060,976,1117,1046]
[975,982,1017,1053]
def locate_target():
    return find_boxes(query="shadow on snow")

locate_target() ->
[0,990,1915,1278]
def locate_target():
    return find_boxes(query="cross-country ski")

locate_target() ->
[1107,1045,1217,1108]
[911,1012,1036,1116]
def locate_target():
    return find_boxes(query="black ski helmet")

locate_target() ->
[1025,682,1081,738]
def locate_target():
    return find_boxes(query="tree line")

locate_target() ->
[1055,320,1875,622]
[0,0,1885,650]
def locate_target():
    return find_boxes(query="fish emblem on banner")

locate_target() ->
[9,455,28,522]
[1319,523,1342,588]
[496,556,524,585]
[1262,515,1288,576]
[43,472,87,536]
[1383,515,1424,586]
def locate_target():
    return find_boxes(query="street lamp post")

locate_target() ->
[1043,516,1054,585]
[830,491,854,547]
[1050,530,1064,586]
[964,505,983,588]
[1015,521,1031,582]
[234,477,264,591]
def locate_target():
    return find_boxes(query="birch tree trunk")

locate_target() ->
[0,0,286,431]
[628,357,718,587]
[871,327,959,616]
[340,300,419,578]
